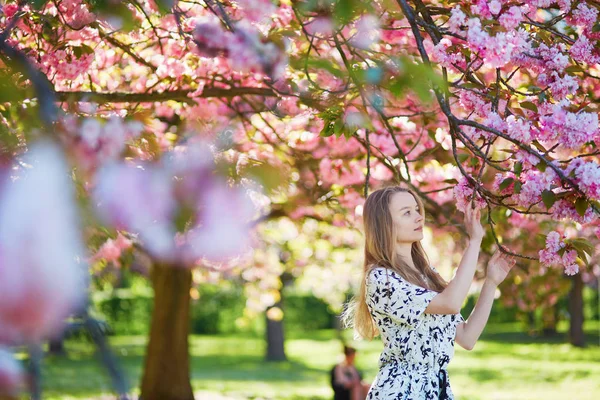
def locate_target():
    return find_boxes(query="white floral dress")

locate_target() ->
[365,266,465,399]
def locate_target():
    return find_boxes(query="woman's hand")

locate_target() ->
[486,250,516,287]
[463,205,484,240]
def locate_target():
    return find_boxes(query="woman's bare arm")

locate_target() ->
[425,236,482,314]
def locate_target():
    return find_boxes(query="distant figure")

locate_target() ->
[330,345,370,400]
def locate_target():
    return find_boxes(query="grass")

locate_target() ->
[37,321,600,400]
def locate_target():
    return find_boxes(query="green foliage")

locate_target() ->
[93,281,337,336]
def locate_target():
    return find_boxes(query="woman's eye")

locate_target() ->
[405,211,410,216]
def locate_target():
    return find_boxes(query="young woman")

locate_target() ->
[343,186,515,399]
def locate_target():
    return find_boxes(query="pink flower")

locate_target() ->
[470,1,491,19]
[183,182,256,263]
[567,3,598,27]
[92,233,132,267]
[488,0,501,15]
[305,17,334,37]
[431,38,463,68]
[506,115,531,142]
[1,3,19,19]
[570,35,598,64]
[351,15,381,49]
[545,231,563,253]
[564,263,579,276]
[539,249,560,266]
[562,249,577,266]
[539,103,599,149]
[94,163,176,260]
[453,176,486,213]
[499,6,522,30]
[319,159,365,188]
[193,16,230,58]
[234,0,276,23]
[0,143,86,344]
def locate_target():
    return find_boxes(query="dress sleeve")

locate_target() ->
[452,311,465,328]
[366,267,438,330]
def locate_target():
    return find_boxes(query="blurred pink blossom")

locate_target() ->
[0,143,87,344]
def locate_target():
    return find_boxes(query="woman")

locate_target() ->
[343,186,515,399]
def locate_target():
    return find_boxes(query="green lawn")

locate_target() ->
[38,321,600,400]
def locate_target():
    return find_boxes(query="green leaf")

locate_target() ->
[513,181,522,194]
[31,0,49,9]
[443,178,459,184]
[575,197,588,217]
[246,163,287,194]
[306,59,345,79]
[565,65,584,74]
[154,0,174,14]
[499,177,514,191]
[514,161,523,176]
[320,120,335,137]
[520,101,538,113]
[569,238,594,259]
[541,190,556,210]
[536,160,547,172]
[457,153,469,163]
[333,118,344,137]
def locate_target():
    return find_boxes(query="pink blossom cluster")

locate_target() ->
[538,231,579,275]
[305,17,335,38]
[63,116,144,173]
[431,38,464,68]
[538,71,579,100]
[447,6,467,34]
[515,168,558,208]
[193,17,287,79]
[39,48,94,81]
[450,14,531,68]
[453,176,487,213]
[93,142,256,265]
[54,0,96,29]
[91,233,133,267]
[514,149,540,168]
[569,35,600,64]
[566,2,598,27]
[538,101,599,149]
[0,143,86,345]
[0,3,19,19]
[564,158,600,201]
[498,6,523,30]
[506,115,532,143]
[350,15,381,49]
[318,159,365,188]
[233,0,276,24]
[549,198,597,224]
[492,172,518,196]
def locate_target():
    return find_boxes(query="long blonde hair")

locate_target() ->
[342,186,448,340]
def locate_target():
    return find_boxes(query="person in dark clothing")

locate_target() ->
[330,345,370,400]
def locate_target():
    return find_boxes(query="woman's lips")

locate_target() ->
[415,226,423,231]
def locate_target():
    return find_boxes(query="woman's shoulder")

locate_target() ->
[367,265,403,283]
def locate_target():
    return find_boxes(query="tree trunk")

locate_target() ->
[568,273,585,348]
[140,264,194,400]
[265,300,287,361]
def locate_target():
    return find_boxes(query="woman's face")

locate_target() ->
[389,192,424,244]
